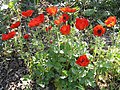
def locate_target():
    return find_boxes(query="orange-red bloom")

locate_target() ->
[76,55,90,67]
[23,34,30,40]
[105,16,117,27]
[22,10,34,17]
[59,14,70,23]
[75,18,89,30]
[28,14,44,28]
[2,31,16,41]
[2,34,9,41]
[46,26,52,32]
[8,31,16,39]
[54,19,62,26]
[93,25,106,36]
[46,6,57,16]
[60,25,71,35]
[54,14,70,25]
[60,7,76,13]
[10,21,20,29]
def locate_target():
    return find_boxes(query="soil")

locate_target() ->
[0,56,29,90]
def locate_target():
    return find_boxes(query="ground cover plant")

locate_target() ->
[0,0,120,90]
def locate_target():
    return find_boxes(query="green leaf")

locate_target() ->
[71,67,78,74]
[97,19,106,26]
[74,6,80,11]
[59,57,66,62]
[46,61,53,68]
[54,62,62,70]
[76,85,85,90]
[35,70,42,76]
[23,75,31,81]
[68,76,73,82]
[8,1,15,9]
[62,70,68,76]
[8,0,18,11]
[83,9,95,16]
[102,11,110,17]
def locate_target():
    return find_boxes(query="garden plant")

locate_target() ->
[0,0,120,90]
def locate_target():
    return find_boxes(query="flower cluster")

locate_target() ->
[2,10,45,41]
[45,6,117,36]
[1,6,117,67]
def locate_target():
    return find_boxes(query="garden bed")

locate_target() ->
[0,0,120,90]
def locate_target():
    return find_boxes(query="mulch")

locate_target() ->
[0,55,29,90]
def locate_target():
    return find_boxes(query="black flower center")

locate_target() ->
[63,16,66,20]
[97,29,102,34]
[81,59,85,63]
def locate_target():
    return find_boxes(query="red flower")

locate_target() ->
[23,34,30,40]
[10,21,20,29]
[46,6,57,16]
[2,31,16,41]
[93,25,106,36]
[60,7,76,13]
[54,19,62,26]
[2,34,9,41]
[75,18,89,30]
[59,14,70,23]
[28,14,44,28]
[8,31,16,39]
[105,16,117,27]
[76,55,90,67]
[50,40,53,44]
[69,9,76,13]
[22,10,34,17]
[60,25,71,35]
[46,26,52,32]
[54,14,70,25]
